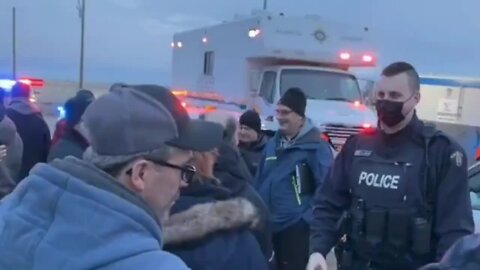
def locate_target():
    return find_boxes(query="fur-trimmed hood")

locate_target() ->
[163,198,259,245]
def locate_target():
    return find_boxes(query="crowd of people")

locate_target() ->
[0,83,95,199]
[0,62,478,270]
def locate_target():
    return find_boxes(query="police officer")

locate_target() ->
[306,62,474,270]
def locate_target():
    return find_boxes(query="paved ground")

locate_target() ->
[44,115,58,135]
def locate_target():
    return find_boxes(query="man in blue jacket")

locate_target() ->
[255,87,334,270]
[0,84,223,270]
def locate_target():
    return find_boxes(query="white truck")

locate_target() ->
[415,76,480,232]
[416,76,480,164]
[171,10,378,150]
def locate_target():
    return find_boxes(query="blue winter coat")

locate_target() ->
[163,178,269,270]
[0,157,189,270]
[255,119,334,232]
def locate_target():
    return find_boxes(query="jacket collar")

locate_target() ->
[50,157,159,225]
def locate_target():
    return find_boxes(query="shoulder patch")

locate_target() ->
[450,151,464,167]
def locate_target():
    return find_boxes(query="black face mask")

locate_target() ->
[375,99,406,127]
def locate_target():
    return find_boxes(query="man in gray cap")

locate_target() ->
[0,84,224,270]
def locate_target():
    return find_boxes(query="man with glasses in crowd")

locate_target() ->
[255,87,334,270]
[0,84,224,269]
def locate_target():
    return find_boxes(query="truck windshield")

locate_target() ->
[280,69,362,102]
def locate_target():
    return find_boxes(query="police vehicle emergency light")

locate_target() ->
[171,10,378,151]
[0,77,45,103]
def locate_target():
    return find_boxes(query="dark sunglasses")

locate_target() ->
[126,158,197,184]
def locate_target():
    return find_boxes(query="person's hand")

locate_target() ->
[306,252,328,270]
[0,145,7,162]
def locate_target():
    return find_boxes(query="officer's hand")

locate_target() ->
[306,252,328,270]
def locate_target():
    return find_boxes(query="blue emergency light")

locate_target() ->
[0,77,44,91]
[0,79,17,92]
[57,106,66,120]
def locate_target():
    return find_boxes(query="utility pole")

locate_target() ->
[263,0,267,10]
[78,0,86,89]
[12,7,17,79]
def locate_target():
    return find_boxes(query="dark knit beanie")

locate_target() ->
[10,82,32,98]
[76,89,95,102]
[239,110,261,133]
[278,87,307,117]
[64,96,93,126]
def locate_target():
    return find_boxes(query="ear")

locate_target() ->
[297,113,306,123]
[128,160,148,192]
[413,91,421,104]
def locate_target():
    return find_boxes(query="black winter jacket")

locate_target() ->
[7,99,50,180]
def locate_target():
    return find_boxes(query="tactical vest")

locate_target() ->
[341,125,446,267]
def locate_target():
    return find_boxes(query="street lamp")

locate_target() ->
[77,0,86,89]
[12,7,16,79]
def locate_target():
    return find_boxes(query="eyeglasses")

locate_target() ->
[126,158,197,184]
[275,109,293,116]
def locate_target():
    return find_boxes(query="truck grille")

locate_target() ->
[321,124,363,151]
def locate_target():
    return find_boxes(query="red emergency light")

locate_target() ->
[362,123,372,129]
[362,54,373,63]
[338,51,377,67]
[339,52,351,60]
[18,77,45,88]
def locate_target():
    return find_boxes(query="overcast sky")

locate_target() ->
[0,0,479,84]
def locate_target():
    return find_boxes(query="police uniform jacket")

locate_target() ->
[310,114,474,267]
